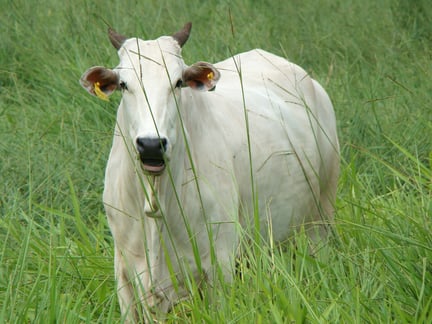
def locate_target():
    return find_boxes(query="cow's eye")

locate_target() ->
[175,79,183,89]
[119,81,128,91]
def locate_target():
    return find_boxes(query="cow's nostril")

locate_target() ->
[160,138,167,152]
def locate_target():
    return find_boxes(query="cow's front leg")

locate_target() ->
[116,246,169,323]
[114,246,139,323]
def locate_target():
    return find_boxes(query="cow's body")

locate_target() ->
[80,23,339,322]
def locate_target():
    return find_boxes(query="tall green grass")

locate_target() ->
[1,0,431,322]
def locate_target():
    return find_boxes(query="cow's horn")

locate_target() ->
[172,22,192,47]
[108,28,127,50]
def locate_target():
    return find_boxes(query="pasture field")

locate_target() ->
[1,0,431,322]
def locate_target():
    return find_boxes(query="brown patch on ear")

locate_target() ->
[183,62,220,91]
[80,66,119,97]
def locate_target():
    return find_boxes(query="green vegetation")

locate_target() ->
[1,0,431,322]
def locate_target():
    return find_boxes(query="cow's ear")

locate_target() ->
[182,62,220,91]
[79,66,119,101]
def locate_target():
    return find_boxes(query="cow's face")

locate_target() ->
[80,23,220,175]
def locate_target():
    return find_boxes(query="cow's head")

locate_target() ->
[80,23,220,175]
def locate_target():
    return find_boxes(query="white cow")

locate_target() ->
[80,22,339,322]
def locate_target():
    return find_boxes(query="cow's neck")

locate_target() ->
[143,175,161,217]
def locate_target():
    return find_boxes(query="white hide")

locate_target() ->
[83,30,339,322]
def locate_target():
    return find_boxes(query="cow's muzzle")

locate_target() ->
[136,137,167,175]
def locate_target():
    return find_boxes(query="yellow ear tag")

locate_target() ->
[94,82,109,101]
[207,72,214,80]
